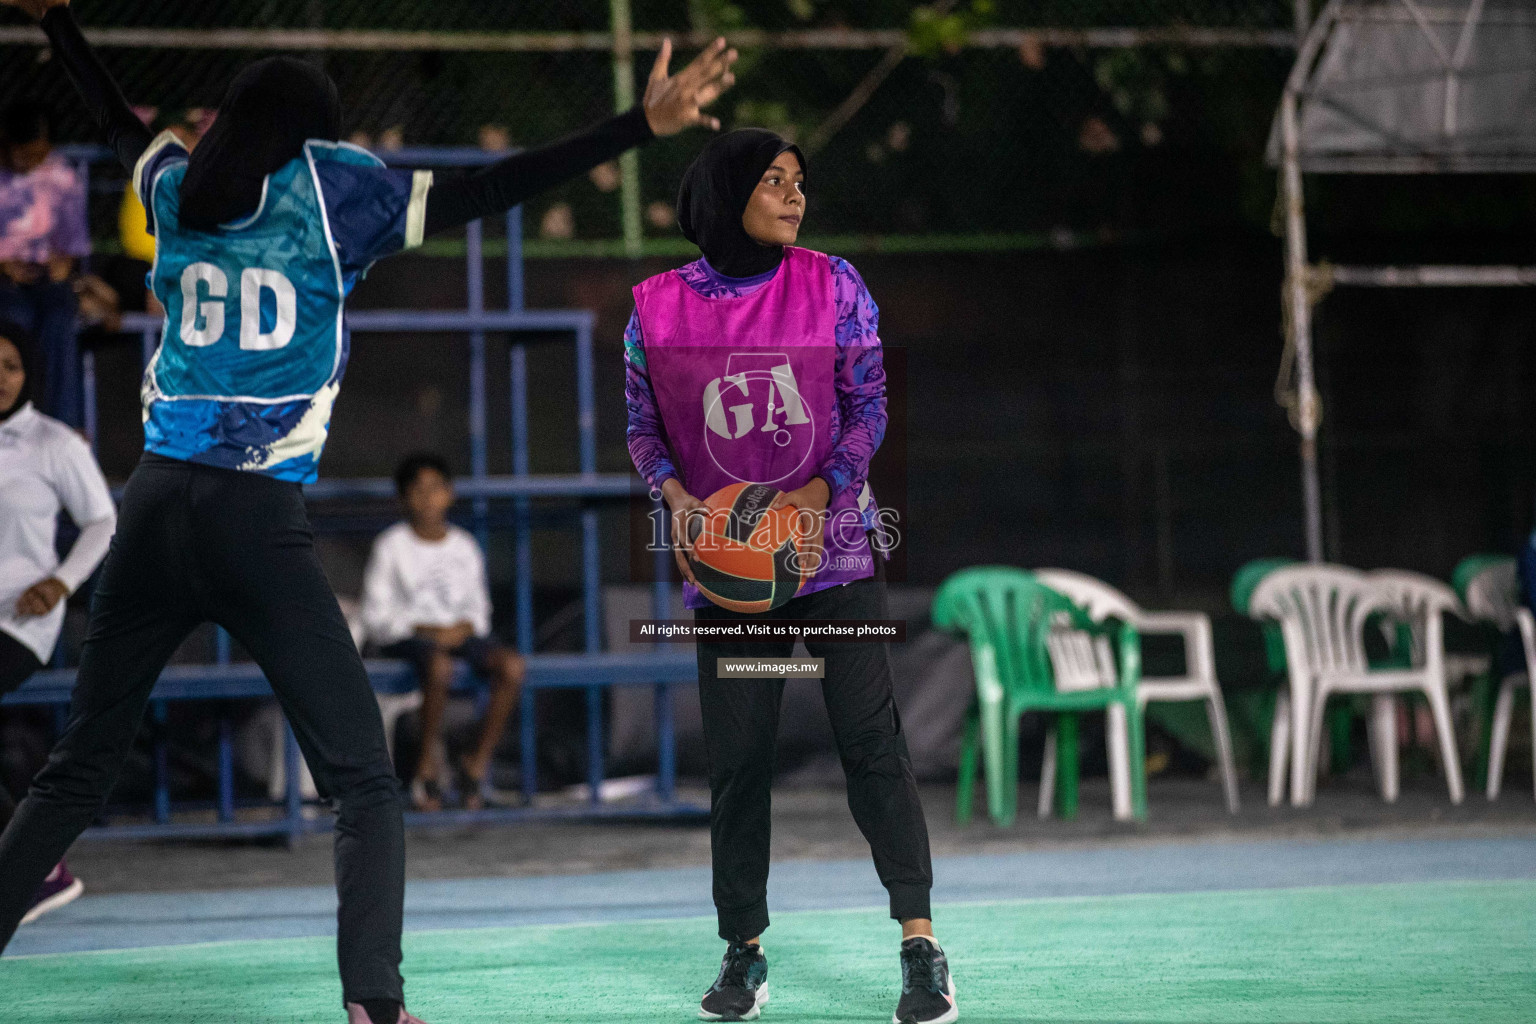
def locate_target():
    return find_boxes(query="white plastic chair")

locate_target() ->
[1460,557,1536,801]
[1038,624,1136,821]
[1251,564,1366,807]
[1251,564,1464,807]
[1488,608,1536,801]
[1365,570,1468,805]
[1035,568,1241,813]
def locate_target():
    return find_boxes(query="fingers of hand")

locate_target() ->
[680,39,728,86]
[695,79,729,109]
[673,547,697,586]
[694,37,726,70]
[672,510,693,551]
[710,48,739,82]
[691,48,735,93]
[650,38,672,81]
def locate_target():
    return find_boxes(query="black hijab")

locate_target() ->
[0,320,37,423]
[180,57,341,232]
[677,128,805,278]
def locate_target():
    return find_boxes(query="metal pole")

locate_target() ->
[652,496,675,803]
[0,25,1304,52]
[610,0,643,258]
[655,682,676,802]
[510,343,535,802]
[217,718,235,822]
[576,316,604,803]
[283,723,303,844]
[1281,90,1324,563]
[466,219,489,549]
[505,207,525,312]
[510,347,534,653]
[153,701,170,823]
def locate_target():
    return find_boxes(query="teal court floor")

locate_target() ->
[4,836,1535,1023]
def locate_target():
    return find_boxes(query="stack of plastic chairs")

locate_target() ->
[1249,564,1464,806]
[933,567,1147,826]
[1035,568,1240,813]
[1454,554,1536,801]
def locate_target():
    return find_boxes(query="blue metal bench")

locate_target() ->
[3,651,699,841]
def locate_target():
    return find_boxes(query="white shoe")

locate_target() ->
[20,861,84,925]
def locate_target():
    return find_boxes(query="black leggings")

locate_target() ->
[0,631,46,831]
[0,454,406,1006]
[695,554,934,942]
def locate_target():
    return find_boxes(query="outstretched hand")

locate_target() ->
[642,37,738,137]
[1,0,69,21]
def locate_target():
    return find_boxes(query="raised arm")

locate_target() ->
[4,2,153,174]
[422,37,736,237]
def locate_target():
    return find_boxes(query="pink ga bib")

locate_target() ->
[634,247,873,603]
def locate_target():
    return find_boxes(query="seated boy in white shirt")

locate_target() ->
[362,453,525,811]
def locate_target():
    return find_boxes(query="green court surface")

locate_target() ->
[6,880,1533,1023]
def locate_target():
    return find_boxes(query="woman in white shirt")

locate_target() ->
[0,321,114,920]
[361,453,524,812]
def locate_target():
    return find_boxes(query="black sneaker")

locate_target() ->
[698,942,769,1021]
[894,937,958,1024]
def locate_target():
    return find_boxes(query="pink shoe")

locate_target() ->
[20,861,84,925]
[345,1003,430,1024]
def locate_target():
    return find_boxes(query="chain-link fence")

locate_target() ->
[2,1,1302,248]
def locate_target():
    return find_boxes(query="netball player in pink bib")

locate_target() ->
[625,130,957,1024]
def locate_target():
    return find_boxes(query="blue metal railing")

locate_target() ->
[14,146,699,836]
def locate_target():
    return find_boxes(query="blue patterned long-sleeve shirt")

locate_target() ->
[624,254,887,529]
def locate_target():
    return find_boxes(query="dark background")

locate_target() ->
[10,1,1536,794]
[81,220,1536,625]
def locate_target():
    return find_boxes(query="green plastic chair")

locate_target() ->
[1232,558,1295,676]
[934,566,1148,826]
[1452,554,1520,791]
[1453,554,1518,609]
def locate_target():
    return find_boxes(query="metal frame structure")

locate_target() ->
[3,146,704,839]
[0,25,1303,52]
[3,11,1305,256]
[1274,0,1536,561]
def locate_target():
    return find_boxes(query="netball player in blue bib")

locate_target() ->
[0,3,735,1021]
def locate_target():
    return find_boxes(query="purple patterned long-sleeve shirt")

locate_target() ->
[624,254,888,532]
[0,153,90,264]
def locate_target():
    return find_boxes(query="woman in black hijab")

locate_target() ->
[0,320,115,925]
[675,127,805,278]
[0,3,734,1023]
[624,131,958,1024]
[177,56,342,231]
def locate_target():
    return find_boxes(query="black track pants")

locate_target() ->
[0,454,406,1005]
[0,631,45,831]
[695,557,933,942]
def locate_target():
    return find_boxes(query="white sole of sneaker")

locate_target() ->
[20,877,84,926]
[698,981,770,1021]
[893,974,958,1024]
